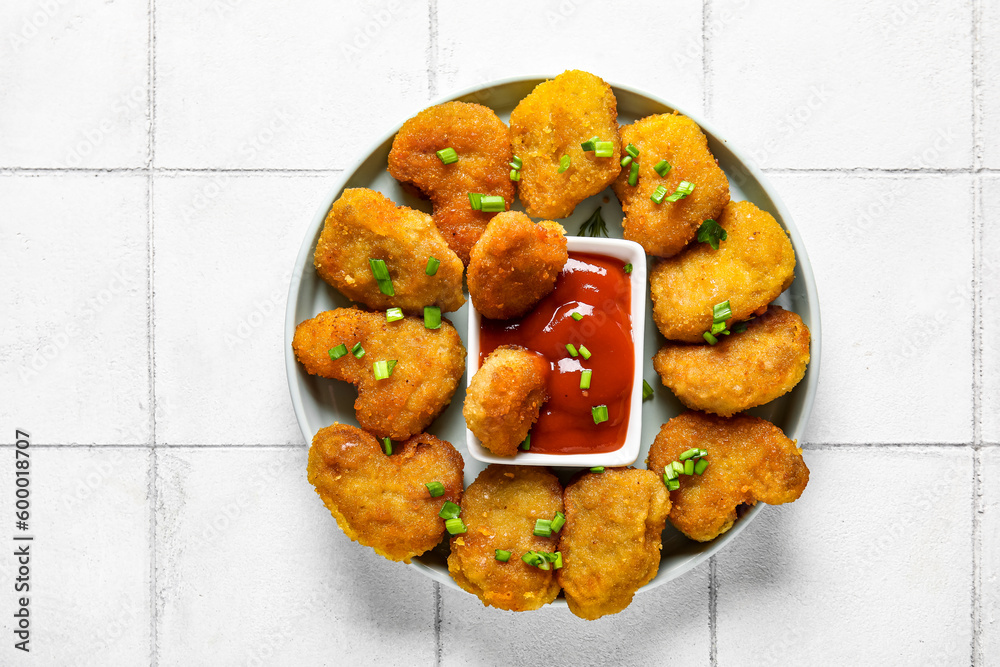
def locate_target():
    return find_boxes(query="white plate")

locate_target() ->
[284,75,822,601]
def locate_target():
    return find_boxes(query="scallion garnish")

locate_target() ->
[711,321,728,336]
[684,459,695,475]
[510,156,523,170]
[581,135,599,152]
[703,331,718,345]
[665,180,695,202]
[468,192,483,210]
[550,512,566,533]
[672,461,685,475]
[620,155,633,167]
[521,433,531,451]
[480,195,505,212]
[351,342,365,359]
[382,437,392,455]
[328,344,348,360]
[439,501,461,519]
[578,206,609,237]
[533,519,553,537]
[626,143,639,158]
[425,481,445,497]
[572,311,583,321]
[697,219,727,250]
[386,307,404,322]
[650,184,668,204]
[373,359,397,380]
[425,256,440,276]
[369,258,395,296]
[436,147,458,164]
[580,369,592,390]
[624,263,633,274]
[566,344,579,358]
[713,301,732,322]
[695,458,709,475]
[653,159,672,177]
[664,466,678,481]
[642,379,654,400]
[666,478,680,491]
[424,306,442,330]
[510,169,521,182]
[553,551,563,569]
[445,517,467,535]
[732,321,749,334]
[590,466,604,473]
[579,345,591,360]
[628,160,639,186]
[559,154,571,173]
[679,448,699,461]
[594,141,614,157]
[592,405,609,424]
[495,549,511,562]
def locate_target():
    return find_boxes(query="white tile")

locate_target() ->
[0,0,149,168]
[983,448,1000,661]
[770,173,973,444]
[153,174,329,445]
[0,447,151,665]
[710,0,972,169]
[154,0,430,170]
[156,447,436,665]
[982,177,1000,443]
[437,0,705,117]
[440,565,709,665]
[981,1,1000,168]
[0,175,150,445]
[717,448,973,665]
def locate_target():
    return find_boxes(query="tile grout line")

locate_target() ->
[971,1,983,660]
[709,556,718,666]
[434,583,442,666]
[147,0,159,664]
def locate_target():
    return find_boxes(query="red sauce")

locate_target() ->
[479,252,634,454]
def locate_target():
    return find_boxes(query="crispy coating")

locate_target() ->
[647,412,809,542]
[613,113,730,257]
[447,465,563,611]
[307,424,464,563]
[557,468,671,620]
[510,70,621,219]
[463,346,549,457]
[653,306,811,416]
[314,188,465,313]
[293,308,466,440]
[650,200,796,342]
[467,211,568,319]
[388,101,514,264]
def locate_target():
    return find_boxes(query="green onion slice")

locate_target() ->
[642,379,654,400]
[623,263,633,274]
[697,219,728,250]
[373,359,397,380]
[445,517,467,535]
[580,369,592,390]
[711,321,728,336]
[713,300,732,323]
[628,160,639,186]
[468,192,483,210]
[684,459,695,475]
[667,478,680,491]
[581,135,599,151]
[579,345,591,360]
[664,466,678,481]
[566,344,578,357]
[533,519,553,537]
[653,159,672,177]
[695,458,709,475]
[703,331,718,345]
[386,307,404,322]
[510,169,521,182]
[665,180,695,202]
[439,501,461,520]
[436,147,458,164]
[650,184,668,204]
[553,551,563,569]
[328,343,348,360]
[520,433,531,450]
[351,342,365,359]
[382,437,392,455]
[550,512,566,532]
[626,143,639,158]
[680,448,699,461]
[424,306,442,330]
[495,549,511,562]
[572,311,583,321]
[559,154,571,173]
[672,461,685,475]
[510,156,523,169]
[590,466,605,473]
[732,321,749,334]
[425,481,445,497]
[592,405,609,424]
[594,141,613,157]
[368,258,395,296]
[425,256,440,275]
[480,195,505,212]
[620,155,633,168]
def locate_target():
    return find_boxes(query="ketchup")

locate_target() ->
[479,252,633,455]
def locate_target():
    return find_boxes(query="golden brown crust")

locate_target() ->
[646,412,809,542]
[388,101,515,264]
[557,468,671,620]
[313,188,465,313]
[447,465,563,611]
[306,424,464,563]
[292,308,466,440]
[653,306,811,416]
[612,113,730,257]
[510,70,621,219]
[463,346,549,457]
[650,200,796,342]
[467,211,568,319]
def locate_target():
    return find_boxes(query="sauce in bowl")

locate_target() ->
[479,252,634,454]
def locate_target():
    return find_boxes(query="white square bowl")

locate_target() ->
[465,236,647,468]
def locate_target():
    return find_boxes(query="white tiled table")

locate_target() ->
[0,1,995,664]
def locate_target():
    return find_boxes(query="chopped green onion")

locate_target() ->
[571,311,583,321]
[667,478,680,491]
[373,359,397,380]
[628,160,639,186]
[653,159,672,177]
[684,459,695,476]
[671,461,685,475]
[713,301,732,323]
[581,135,599,152]
[695,458,709,475]
[436,147,458,164]
[680,448,699,461]
[711,321,728,336]
[386,307,404,322]
[369,258,395,296]
[697,219,728,250]
[445,517,466,535]
[521,551,550,570]
[425,481,445,497]
[559,154,571,173]
[664,466,678,481]
[480,195,505,212]
[650,184,668,204]
[580,369,592,390]
[351,342,365,359]
[382,437,392,455]
[328,343,348,360]
[594,141,614,157]
[643,379,654,400]
[521,433,531,451]
[553,551,563,569]
[468,192,483,210]
[665,180,695,202]
[510,156,523,169]
[698,449,708,457]
[703,331,718,345]
[579,345,592,360]
[424,306,442,330]
[439,501,461,520]
[732,321,749,333]
[590,466,605,473]
[425,256,440,275]
[620,155,633,168]
[578,206,609,237]
[495,549,511,562]
[533,519,553,537]
[510,169,521,182]
[550,512,566,532]
[626,143,639,158]
[566,344,578,357]
[592,405,609,424]
[623,263,633,274]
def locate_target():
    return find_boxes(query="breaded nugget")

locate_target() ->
[613,113,730,257]
[388,101,514,264]
[650,200,796,342]
[464,346,549,457]
[314,188,465,313]
[307,424,464,563]
[653,306,811,416]
[448,465,563,611]
[510,70,621,219]
[647,412,809,542]
[467,211,568,319]
[558,468,671,620]
[293,308,466,440]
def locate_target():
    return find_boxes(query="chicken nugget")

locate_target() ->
[314,188,465,314]
[647,412,809,542]
[388,101,514,264]
[558,468,670,620]
[650,200,796,342]
[307,424,464,563]
[464,346,549,457]
[612,113,730,257]
[467,211,568,319]
[510,70,621,219]
[653,306,811,416]
[447,465,563,611]
[293,308,466,440]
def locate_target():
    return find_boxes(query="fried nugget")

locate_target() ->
[448,465,563,611]
[314,188,465,313]
[653,306,811,416]
[464,346,549,457]
[650,200,796,342]
[467,211,568,319]
[510,70,621,219]
[647,412,809,542]
[307,424,464,563]
[388,101,514,264]
[293,308,466,440]
[613,113,730,257]
[558,468,670,620]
